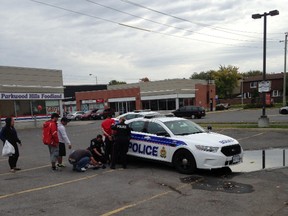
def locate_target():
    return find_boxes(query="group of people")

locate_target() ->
[1,113,131,173]
[68,114,131,172]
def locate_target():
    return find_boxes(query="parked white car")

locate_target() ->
[279,106,288,114]
[66,111,85,121]
[126,115,243,174]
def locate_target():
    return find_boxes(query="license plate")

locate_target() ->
[232,155,241,163]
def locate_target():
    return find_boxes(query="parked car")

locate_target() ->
[66,111,85,121]
[172,106,205,119]
[113,110,160,123]
[92,108,115,120]
[80,109,98,120]
[216,103,230,111]
[279,106,288,114]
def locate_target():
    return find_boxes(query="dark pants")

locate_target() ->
[111,137,129,168]
[91,151,106,164]
[71,157,90,172]
[104,136,114,163]
[9,143,19,169]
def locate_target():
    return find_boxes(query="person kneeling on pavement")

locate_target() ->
[87,134,107,169]
[68,149,98,172]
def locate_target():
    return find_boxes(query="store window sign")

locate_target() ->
[46,106,60,114]
[0,93,64,100]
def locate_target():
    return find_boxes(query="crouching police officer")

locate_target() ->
[110,117,131,169]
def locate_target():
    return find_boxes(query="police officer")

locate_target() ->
[110,117,131,169]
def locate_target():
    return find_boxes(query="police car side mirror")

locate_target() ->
[207,125,212,132]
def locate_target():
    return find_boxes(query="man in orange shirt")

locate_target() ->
[101,114,115,164]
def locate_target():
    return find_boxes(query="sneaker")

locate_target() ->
[52,166,58,171]
[80,167,86,172]
[14,167,21,171]
[86,164,95,169]
[57,164,66,168]
[10,169,16,173]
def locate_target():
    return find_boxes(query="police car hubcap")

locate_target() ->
[182,158,188,165]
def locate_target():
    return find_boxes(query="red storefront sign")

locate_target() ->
[266,93,271,105]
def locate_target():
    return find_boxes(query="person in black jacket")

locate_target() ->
[110,117,131,169]
[0,117,22,172]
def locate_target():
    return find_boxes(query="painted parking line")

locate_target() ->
[0,169,116,200]
[238,132,265,141]
[0,164,51,176]
[100,184,188,216]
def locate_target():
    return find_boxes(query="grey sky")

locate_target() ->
[1,0,287,85]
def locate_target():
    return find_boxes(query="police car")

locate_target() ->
[126,116,243,174]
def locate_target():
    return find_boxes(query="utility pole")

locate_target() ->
[283,33,287,106]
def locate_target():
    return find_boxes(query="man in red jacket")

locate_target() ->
[101,114,115,164]
[43,113,60,171]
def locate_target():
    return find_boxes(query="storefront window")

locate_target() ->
[167,99,176,110]
[179,98,194,107]
[142,101,150,110]
[0,101,15,118]
[159,99,167,110]
[15,100,31,116]
[150,100,158,111]
[32,100,46,115]
[45,100,60,115]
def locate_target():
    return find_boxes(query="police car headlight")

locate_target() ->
[195,145,219,153]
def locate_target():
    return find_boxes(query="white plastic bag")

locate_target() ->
[2,140,15,157]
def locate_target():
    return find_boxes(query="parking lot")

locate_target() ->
[0,109,288,215]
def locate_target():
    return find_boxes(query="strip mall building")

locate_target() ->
[0,66,64,128]
[76,79,216,114]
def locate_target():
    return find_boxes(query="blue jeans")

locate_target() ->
[75,157,90,171]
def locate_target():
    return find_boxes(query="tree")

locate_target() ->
[108,80,127,85]
[190,70,217,80]
[212,65,241,98]
[241,70,262,77]
[139,77,150,82]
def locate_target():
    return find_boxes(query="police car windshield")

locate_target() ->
[163,119,205,136]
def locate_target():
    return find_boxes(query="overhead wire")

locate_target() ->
[86,0,260,43]
[29,0,260,48]
[121,0,282,39]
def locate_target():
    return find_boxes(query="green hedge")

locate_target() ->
[243,103,274,109]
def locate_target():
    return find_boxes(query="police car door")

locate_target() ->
[128,120,172,162]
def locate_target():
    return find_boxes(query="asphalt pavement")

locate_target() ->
[0,110,287,216]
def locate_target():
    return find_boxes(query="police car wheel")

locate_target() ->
[173,149,196,174]
[191,115,195,119]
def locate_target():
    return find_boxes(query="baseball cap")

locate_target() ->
[51,113,60,119]
[61,117,69,122]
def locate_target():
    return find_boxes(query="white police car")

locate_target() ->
[113,110,160,123]
[126,116,243,174]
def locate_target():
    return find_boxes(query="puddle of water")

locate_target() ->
[231,148,288,172]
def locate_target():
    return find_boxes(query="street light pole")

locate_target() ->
[241,75,244,107]
[89,73,98,85]
[283,33,287,106]
[252,9,279,127]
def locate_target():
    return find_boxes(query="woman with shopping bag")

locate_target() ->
[0,117,22,172]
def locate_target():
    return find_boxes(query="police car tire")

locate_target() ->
[191,115,195,119]
[172,149,196,174]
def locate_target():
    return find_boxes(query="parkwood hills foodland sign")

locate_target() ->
[0,93,64,100]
